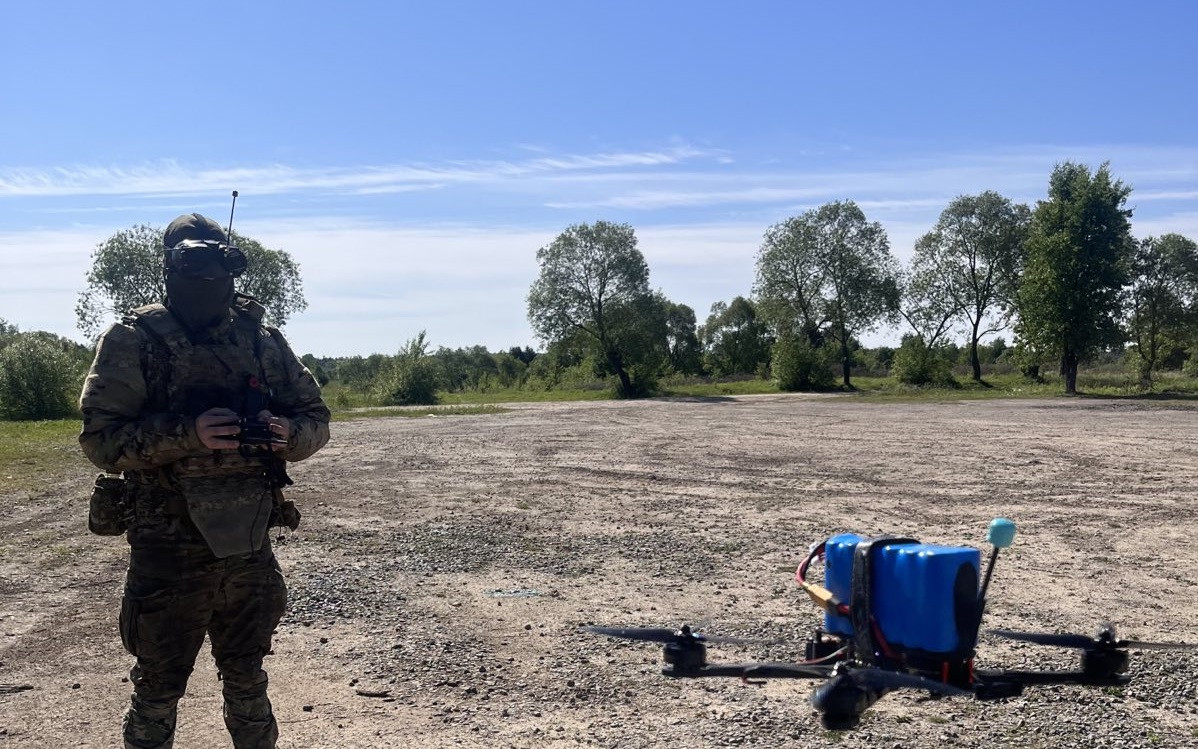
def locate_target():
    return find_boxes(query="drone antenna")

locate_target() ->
[977,517,1016,619]
[226,190,239,242]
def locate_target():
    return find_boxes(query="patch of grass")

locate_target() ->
[927,715,949,725]
[0,419,83,492]
[323,367,1198,412]
[435,388,611,405]
[659,378,780,397]
[841,371,1198,403]
[333,405,509,421]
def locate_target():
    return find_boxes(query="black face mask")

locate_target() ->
[165,271,235,332]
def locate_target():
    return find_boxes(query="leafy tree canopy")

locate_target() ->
[754,200,900,386]
[527,221,662,397]
[701,296,772,377]
[76,225,307,339]
[1019,162,1132,393]
[908,191,1030,380]
[1127,233,1198,385]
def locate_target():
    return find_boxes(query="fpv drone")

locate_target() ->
[584,519,1195,729]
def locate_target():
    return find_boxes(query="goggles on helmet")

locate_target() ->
[165,239,248,278]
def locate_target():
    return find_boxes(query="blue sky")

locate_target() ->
[2,1,1196,356]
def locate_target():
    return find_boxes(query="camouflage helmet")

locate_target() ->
[163,213,227,249]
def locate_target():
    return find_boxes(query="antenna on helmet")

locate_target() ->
[226,190,239,243]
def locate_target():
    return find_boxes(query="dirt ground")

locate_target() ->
[2,394,1197,748]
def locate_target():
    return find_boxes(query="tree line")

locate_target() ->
[524,161,1198,397]
[1,159,1195,419]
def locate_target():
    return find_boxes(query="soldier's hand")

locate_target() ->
[196,407,241,450]
[257,409,291,452]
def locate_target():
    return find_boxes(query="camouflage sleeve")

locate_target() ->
[78,322,206,472]
[263,328,331,462]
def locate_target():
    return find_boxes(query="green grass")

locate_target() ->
[325,368,1198,413]
[841,371,1198,403]
[324,381,613,415]
[435,388,611,404]
[658,378,781,397]
[0,420,85,492]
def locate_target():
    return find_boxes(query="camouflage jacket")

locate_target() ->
[79,295,330,479]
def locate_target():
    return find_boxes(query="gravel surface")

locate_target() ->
[1,394,1196,748]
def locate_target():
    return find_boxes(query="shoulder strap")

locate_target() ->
[126,304,192,352]
[124,304,184,412]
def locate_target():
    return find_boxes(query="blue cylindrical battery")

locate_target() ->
[823,533,862,636]
[874,544,980,654]
[820,535,980,654]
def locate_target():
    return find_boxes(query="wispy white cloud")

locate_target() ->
[1132,190,1198,201]
[0,146,713,199]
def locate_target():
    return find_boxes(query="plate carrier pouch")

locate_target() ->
[88,473,132,536]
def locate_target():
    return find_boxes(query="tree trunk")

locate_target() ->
[970,320,983,381]
[1062,351,1079,394]
[840,336,852,388]
[607,350,634,398]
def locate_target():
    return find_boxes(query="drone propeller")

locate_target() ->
[991,624,1197,652]
[581,624,776,646]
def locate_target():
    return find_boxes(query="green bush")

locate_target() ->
[891,336,957,387]
[1181,351,1198,378]
[0,334,80,420]
[771,332,835,391]
[372,332,439,406]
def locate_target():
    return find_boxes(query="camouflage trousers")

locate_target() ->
[119,524,287,749]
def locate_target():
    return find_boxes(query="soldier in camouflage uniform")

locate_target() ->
[79,213,330,749]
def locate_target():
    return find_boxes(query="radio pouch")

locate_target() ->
[88,473,132,536]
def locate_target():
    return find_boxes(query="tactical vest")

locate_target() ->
[125,297,288,558]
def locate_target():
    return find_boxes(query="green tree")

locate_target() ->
[0,333,80,420]
[335,353,389,390]
[300,353,331,387]
[374,331,439,405]
[891,334,957,387]
[700,297,773,377]
[508,346,537,365]
[527,221,662,397]
[771,329,834,390]
[492,351,528,389]
[1019,162,1133,394]
[755,201,900,387]
[663,300,704,376]
[76,225,307,339]
[1127,233,1198,386]
[898,265,960,349]
[909,192,1031,381]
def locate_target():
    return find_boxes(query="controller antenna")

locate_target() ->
[226,190,239,241]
